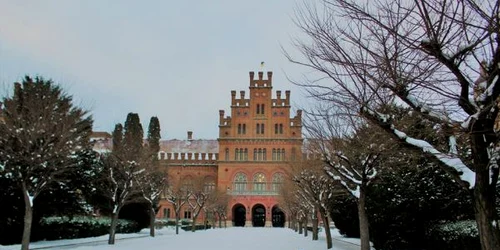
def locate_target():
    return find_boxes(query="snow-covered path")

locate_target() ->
[1,227,362,250]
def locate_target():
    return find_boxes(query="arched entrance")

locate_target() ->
[232,204,246,227]
[252,204,266,227]
[272,205,285,227]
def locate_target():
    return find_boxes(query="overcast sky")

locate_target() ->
[0,1,313,139]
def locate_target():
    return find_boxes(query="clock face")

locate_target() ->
[255,93,260,97]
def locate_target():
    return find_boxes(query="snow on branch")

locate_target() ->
[391,126,475,187]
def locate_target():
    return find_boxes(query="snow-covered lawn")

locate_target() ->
[0,227,363,250]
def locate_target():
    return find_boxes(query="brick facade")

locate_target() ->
[154,71,302,227]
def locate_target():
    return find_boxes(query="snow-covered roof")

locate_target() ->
[160,139,218,154]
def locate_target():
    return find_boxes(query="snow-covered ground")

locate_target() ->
[0,227,363,250]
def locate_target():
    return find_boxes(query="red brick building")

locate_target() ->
[156,71,302,227]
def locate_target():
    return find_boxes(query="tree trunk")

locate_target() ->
[175,214,180,235]
[191,213,199,232]
[218,213,222,228]
[304,214,308,237]
[312,211,319,241]
[108,211,120,245]
[223,216,227,228]
[21,185,33,250]
[149,206,156,237]
[471,122,500,250]
[474,177,500,250]
[358,187,370,250]
[298,220,303,234]
[320,208,333,249]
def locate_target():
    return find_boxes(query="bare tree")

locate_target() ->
[0,77,93,250]
[187,176,214,232]
[95,154,143,245]
[205,189,229,228]
[291,157,339,249]
[288,0,500,249]
[163,178,192,235]
[134,165,166,237]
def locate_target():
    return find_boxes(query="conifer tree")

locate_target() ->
[0,76,93,250]
[122,113,143,162]
[112,123,123,155]
[147,116,161,161]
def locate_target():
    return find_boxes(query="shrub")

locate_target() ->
[426,220,480,250]
[38,216,140,240]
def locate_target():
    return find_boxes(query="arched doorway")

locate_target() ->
[232,204,246,227]
[272,205,285,227]
[252,204,266,227]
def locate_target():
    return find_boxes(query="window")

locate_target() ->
[242,124,246,134]
[182,177,194,192]
[163,208,171,218]
[253,148,257,161]
[261,104,265,114]
[253,173,266,191]
[272,149,277,161]
[225,148,229,161]
[258,148,263,161]
[279,124,283,134]
[281,148,286,161]
[244,148,248,161]
[184,211,192,219]
[272,173,284,192]
[234,173,247,191]
[235,148,239,161]
[263,148,267,161]
[204,177,215,192]
[238,124,242,134]
[256,104,261,114]
[275,124,279,134]
[256,123,260,134]
[260,123,264,134]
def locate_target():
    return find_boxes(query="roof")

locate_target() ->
[90,131,112,139]
[159,139,218,153]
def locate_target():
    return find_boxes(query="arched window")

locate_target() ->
[261,104,265,114]
[225,148,229,161]
[256,104,261,114]
[260,123,265,134]
[242,124,246,134]
[244,148,248,161]
[272,173,284,191]
[235,148,239,161]
[263,148,267,161]
[204,176,216,192]
[258,148,263,161]
[272,149,277,161]
[281,148,286,161]
[275,124,279,134]
[238,124,242,134]
[234,173,247,191]
[253,148,257,160]
[256,123,260,134]
[279,124,283,134]
[182,176,194,192]
[253,173,266,191]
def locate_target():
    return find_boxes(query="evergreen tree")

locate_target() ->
[0,76,93,250]
[112,123,123,155]
[147,116,161,164]
[122,113,143,162]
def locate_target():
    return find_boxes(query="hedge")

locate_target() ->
[39,216,140,240]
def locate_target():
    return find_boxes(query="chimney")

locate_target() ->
[258,71,264,80]
[240,91,245,99]
[187,131,193,140]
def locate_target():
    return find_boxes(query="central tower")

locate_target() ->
[217,71,302,227]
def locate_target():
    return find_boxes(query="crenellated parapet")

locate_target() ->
[249,71,273,88]
[271,90,291,107]
[231,90,250,107]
